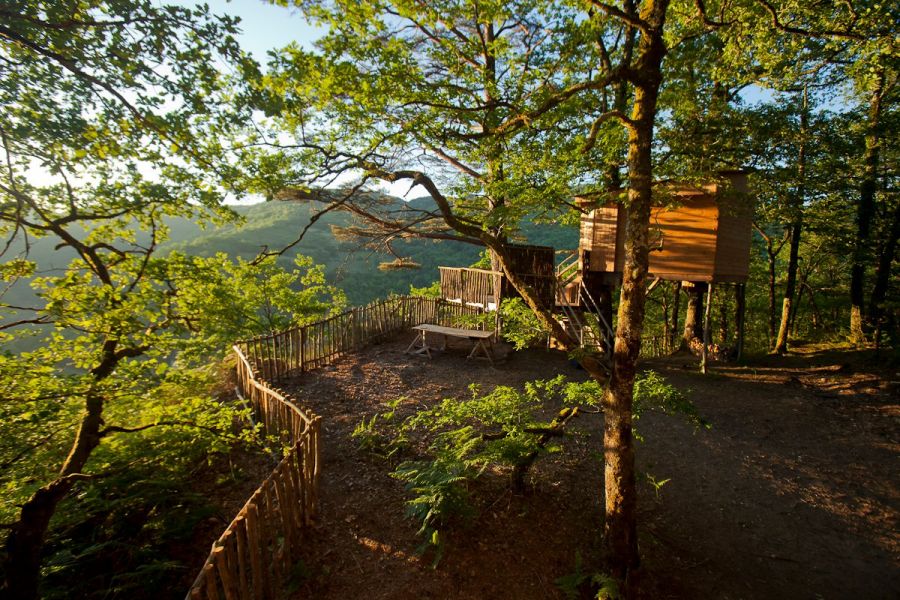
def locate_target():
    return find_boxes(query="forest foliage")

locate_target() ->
[0,0,897,598]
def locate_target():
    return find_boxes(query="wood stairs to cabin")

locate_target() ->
[555,251,582,308]
[550,250,614,350]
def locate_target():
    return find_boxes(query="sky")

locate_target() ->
[179,1,421,201]
[205,1,324,57]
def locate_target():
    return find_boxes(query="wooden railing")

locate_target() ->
[187,296,486,599]
[555,251,580,287]
[439,267,502,309]
[238,296,486,382]
[439,266,559,311]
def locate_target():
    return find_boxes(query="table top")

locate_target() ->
[412,323,494,339]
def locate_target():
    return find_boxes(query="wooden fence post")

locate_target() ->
[300,326,307,372]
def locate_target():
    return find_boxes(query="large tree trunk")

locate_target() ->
[850,70,884,344]
[602,0,668,586]
[3,389,105,599]
[773,89,808,354]
[2,335,127,599]
[682,282,706,347]
[482,21,508,310]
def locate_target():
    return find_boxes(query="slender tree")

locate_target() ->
[773,87,808,353]
[849,68,885,343]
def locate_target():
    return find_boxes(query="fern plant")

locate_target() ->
[391,427,482,566]
[351,398,407,459]
[385,372,706,564]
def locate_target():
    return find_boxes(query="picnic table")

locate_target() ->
[405,323,495,364]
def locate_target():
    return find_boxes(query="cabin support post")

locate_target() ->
[669,281,682,352]
[599,284,615,352]
[700,283,714,374]
[682,281,707,349]
[734,283,746,361]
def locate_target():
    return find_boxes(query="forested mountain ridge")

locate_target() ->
[161,198,477,305]
[162,196,577,305]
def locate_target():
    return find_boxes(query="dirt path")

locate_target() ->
[282,339,899,599]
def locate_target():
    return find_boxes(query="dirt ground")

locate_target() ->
[278,336,899,600]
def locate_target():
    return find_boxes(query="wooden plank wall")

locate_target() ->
[505,244,555,278]
[713,188,754,281]
[581,182,753,283]
[581,206,625,274]
[647,195,718,281]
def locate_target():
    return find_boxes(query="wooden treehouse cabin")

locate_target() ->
[435,171,754,352]
[575,170,753,295]
[574,170,754,357]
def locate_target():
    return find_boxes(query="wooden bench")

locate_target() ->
[405,324,495,364]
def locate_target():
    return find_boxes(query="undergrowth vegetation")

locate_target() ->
[353,371,707,564]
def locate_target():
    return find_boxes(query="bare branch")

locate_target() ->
[0,316,51,331]
[425,144,483,179]
[494,68,628,136]
[99,420,227,437]
[0,424,74,470]
[694,0,732,28]
[754,0,863,41]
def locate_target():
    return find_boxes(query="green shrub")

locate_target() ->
[499,298,548,350]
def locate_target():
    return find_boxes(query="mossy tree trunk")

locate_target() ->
[601,0,669,584]
[682,282,707,347]
[3,341,127,599]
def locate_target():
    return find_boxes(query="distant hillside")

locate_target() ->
[161,200,479,305]
[162,197,578,305]
[1,195,579,343]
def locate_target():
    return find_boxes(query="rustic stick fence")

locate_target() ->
[237,296,486,382]
[640,335,669,359]
[186,296,484,599]
[186,345,320,600]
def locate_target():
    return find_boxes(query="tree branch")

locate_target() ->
[754,0,863,40]
[99,420,229,438]
[582,110,636,154]
[587,1,652,34]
